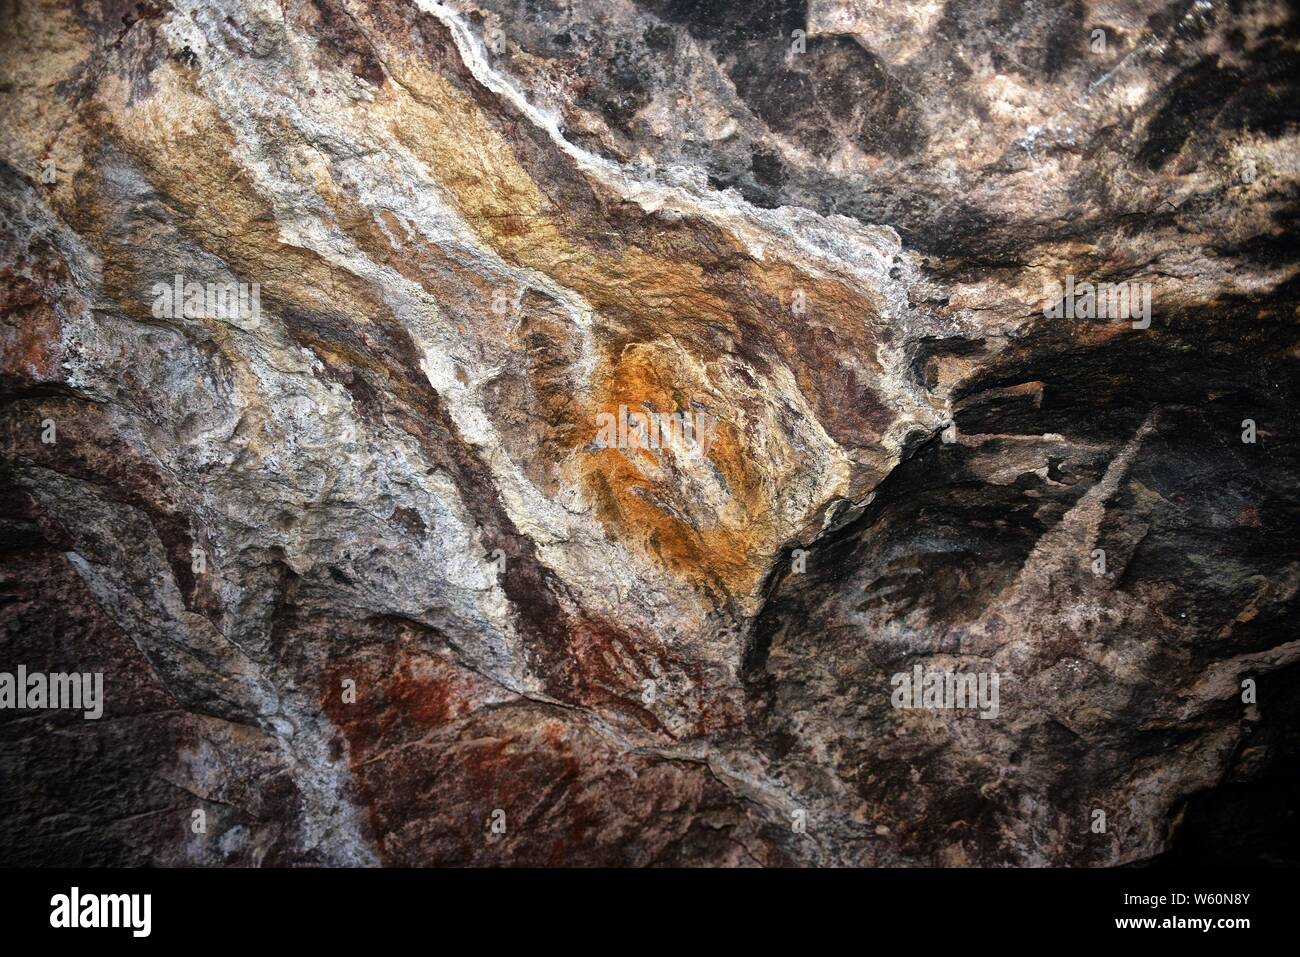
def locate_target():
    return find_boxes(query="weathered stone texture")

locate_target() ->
[1,0,1297,865]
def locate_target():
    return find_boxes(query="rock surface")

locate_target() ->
[1,0,1297,866]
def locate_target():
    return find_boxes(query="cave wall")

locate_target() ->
[1,0,1297,865]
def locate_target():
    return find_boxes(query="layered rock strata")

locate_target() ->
[1,0,1297,865]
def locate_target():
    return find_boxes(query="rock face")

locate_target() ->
[1,0,1297,866]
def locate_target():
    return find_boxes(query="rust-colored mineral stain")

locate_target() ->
[0,269,65,382]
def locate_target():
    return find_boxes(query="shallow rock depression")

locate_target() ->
[1,0,1298,866]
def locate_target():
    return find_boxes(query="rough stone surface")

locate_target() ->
[1,0,1297,866]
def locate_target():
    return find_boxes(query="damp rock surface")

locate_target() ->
[1,0,1297,866]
